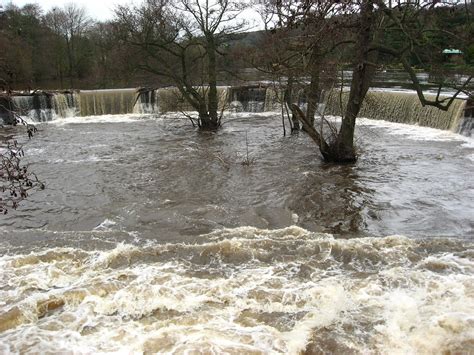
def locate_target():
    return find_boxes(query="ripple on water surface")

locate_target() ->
[4,112,474,238]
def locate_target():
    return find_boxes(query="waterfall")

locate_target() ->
[52,92,78,118]
[324,90,468,133]
[459,101,473,136]
[79,89,137,116]
[133,89,159,114]
[12,94,54,122]
[156,86,229,113]
[157,87,185,113]
[11,89,138,120]
[218,87,230,111]
[228,86,266,112]
[264,87,284,112]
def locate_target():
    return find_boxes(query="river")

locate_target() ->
[0,112,473,353]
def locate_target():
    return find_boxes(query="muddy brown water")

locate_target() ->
[0,112,473,353]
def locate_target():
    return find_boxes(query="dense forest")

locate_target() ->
[0,1,472,91]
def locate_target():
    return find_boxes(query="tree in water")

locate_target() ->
[115,0,249,130]
[256,0,347,132]
[285,0,472,163]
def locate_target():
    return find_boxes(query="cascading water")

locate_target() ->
[156,87,186,113]
[218,86,230,111]
[156,86,229,113]
[52,92,79,118]
[6,86,470,136]
[12,94,54,122]
[264,87,284,112]
[79,89,137,116]
[229,86,267,112]
[324,90,469,134]
[133,89,160,114]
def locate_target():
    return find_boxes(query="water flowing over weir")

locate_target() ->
[52,92,78,118]
[228,86,267,112]
[8,86,471,136]
[156,87,230,113]
[324,90,470,134]
[11,92,78,121]
[134,88,160,114]
[11,94,53,121]
[79,89,137,116]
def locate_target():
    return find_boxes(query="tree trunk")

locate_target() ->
[306,68,320,127]
[291,104,330,158]
[199,111,220,130]
[206,35,219,129]
[331,0,377,163]
[285,76,299,131]
[0,96,16,125]
[65,37,74,88]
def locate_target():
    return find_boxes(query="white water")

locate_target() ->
[0,226,472,354]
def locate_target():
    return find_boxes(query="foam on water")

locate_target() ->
[0,226,472,354]
[51,156,115,164]
[357,117,474,144]
[94,219,118,231]
[45,114,151,125]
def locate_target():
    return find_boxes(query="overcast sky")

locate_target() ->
[2,0,140,20]
[2,0,264,25]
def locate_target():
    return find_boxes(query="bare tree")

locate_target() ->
[288,0,472,163]
[44,3,91,87]
[255,0,350,136]
[115,0,249,129]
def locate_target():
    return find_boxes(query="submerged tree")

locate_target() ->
[115,0,249,130]
[285,0,472,163]
[256,0,348,130]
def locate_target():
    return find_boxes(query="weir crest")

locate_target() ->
[7,87,471,136]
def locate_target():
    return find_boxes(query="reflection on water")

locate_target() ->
[0,113,473,353]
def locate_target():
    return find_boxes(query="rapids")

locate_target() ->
[0,112,473,353]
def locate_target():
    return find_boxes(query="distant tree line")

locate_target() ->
[0,1,472,91]
[0,2,139,89]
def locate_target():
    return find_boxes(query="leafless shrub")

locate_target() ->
[240,130,256,166]
[0,93,43,214]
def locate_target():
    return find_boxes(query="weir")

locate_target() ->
[134,88,159,114]
[228,86,267,112]
[53,92,78,118]
[79,89,137,116]
[12,93,54,121]
[8,86,471,136]
[324,90,469,134]
[264,87,284,112]
[156,87,229,113]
